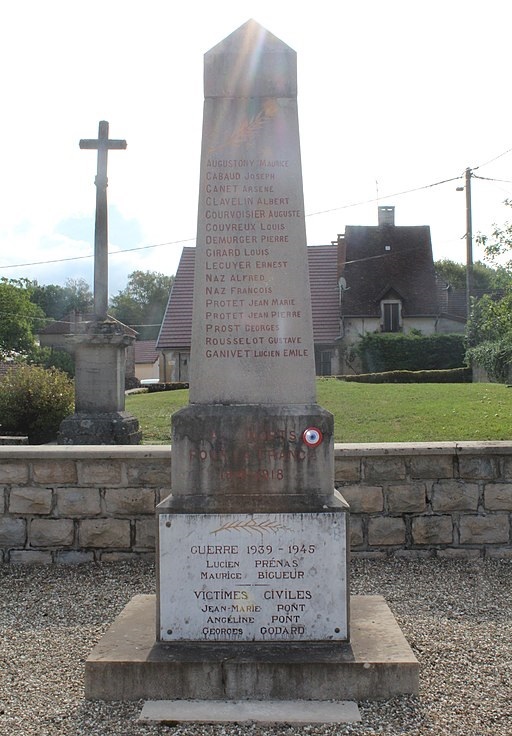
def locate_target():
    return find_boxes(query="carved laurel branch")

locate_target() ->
[207,100,278,156]
[211,519,291,536]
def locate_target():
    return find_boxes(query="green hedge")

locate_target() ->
[336,368,472,384]
[147,382,189,392]
[357,333,466,373]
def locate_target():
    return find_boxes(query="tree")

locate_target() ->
[434,259,509,291]
[0,279,46,356]
[29,278,93,320]
[109,270,174,340]
[464,202,512,380]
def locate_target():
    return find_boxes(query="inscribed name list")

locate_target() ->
[159,512,348,642]
[190,57,316,404]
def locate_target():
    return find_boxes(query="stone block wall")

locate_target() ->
[0,443,511,562]
[335,442,512,559]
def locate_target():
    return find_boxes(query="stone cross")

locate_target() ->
[79,121,127,320]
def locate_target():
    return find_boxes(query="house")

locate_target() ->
[156,207,465,378]
[337,206,466,372]
[133,340,159,382]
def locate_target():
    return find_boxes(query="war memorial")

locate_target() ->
[85,21,418,724]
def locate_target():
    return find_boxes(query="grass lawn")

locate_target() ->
[126,380,512,444]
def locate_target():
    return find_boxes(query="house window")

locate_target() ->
[319,350,332,376]
[382,301,401,332]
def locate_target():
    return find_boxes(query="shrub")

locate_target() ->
[356,333,466,373]
[0,365,74,444]
[466,338,512,383]
[336,368,472,383]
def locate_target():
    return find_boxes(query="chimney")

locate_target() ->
[378,206,395,227]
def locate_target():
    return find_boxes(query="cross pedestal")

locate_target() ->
[58,318,141,445]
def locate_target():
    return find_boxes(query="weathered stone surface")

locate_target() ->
[436,548,482,560]
[30,519,74,547]
[10,550,52,564]
[135,519,156,549]
[79,519,131,548]
[340,485,383,513]
[386,483,427,513]
[100,551,152,562]
[364,458,406,482]
[9,487,52,514]
[0,462,29,484]
[190,22,315,406]
[349,516,364,548]
[104,488,155,515]
[368,517,406,546]
[126,461,170,486]
[486,546,512,559]
[56,550,95,564]
[0,517,26,546]
[457,456,498,480]
[31,460,77,484]
[59,410,141,446]
[334,458,361,482]
[410,455,453,479]
[459,514,509,544]
[484,483,512,510]
[411,516,453,545]
[431,480,479,512]
[56,488,101,516]
[171,405,334,500]
[85,594,419,700]
[78,461,123,486]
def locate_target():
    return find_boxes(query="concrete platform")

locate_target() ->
[85,594,419,701]
[139,699,361,724]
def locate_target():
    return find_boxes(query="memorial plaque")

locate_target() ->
[159,512,348,642]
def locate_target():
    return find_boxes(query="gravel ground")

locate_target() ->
[0,557,511,736]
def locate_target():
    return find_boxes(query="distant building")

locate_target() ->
[154,206,467,378]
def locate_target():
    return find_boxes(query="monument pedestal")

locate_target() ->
[58,318,141,445]
[85,594,419,701]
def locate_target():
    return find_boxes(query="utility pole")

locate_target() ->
[465,167,473,320]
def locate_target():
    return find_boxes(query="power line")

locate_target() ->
[0,163,508,273]
[306,175,463,218]
[0,237,195,271]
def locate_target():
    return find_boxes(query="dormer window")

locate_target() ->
[381,300,401,332]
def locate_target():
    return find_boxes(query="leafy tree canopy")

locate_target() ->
[109,270,174,340]
[434,259,510,291]
[0,279,46,357]
[29,278,93,320]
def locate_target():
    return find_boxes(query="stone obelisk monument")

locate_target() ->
[158,19,349,646]
[58,121,141,445]
[85,24,419,711]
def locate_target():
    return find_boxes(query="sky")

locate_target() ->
[1,0,512,297]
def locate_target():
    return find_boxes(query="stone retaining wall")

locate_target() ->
[0,443,511,562]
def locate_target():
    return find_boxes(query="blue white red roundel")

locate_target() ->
[302,427,323,447]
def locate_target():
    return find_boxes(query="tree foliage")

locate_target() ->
[109,270,174,340]
[0,279,46,356]
[29,278,93,320]
[465,201,512,380]
[434,259,509,291]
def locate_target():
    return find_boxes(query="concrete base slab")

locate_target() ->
[85,594,418,701]
[139,699,361,724]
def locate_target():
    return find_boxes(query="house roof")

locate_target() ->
[156,245,341,350]
[341,225,439,317]
[156,247,195,350]
[134,340,159,364]
[307,245,341,343]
